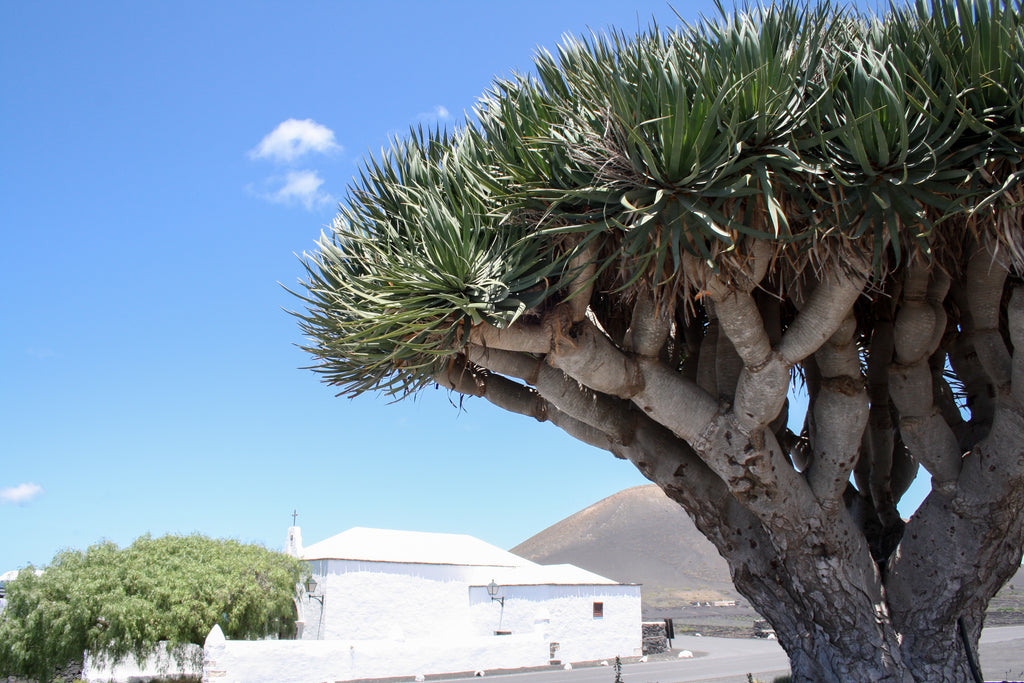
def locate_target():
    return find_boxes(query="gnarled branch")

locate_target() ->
[965,239,1012,392]
[889,262,960,493]
[805,312,868,504]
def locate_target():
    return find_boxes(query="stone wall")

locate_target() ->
[642,621,669,655]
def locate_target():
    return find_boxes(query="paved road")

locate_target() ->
[980,625,1024,682]
[433,626,1024,683]
[436,634,786,683]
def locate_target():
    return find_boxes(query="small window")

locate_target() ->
[593,601,604,618]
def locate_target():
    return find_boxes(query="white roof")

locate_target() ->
[302,527,534,567]
[471,563,628,586]
[301,527,634,587]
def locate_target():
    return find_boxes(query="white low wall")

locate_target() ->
[84,642,202,682]
[203,625,547,683]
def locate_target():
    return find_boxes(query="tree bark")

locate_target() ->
[440,253,1024,683]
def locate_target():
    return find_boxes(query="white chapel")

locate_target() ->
[286,524,642,668]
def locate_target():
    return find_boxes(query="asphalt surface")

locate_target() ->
[980,626,1024,682]
[430,626,1024,683]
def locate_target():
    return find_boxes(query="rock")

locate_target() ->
[679,650,694,658]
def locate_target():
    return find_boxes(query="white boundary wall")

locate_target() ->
[203,625,547,683]
[83,642,202,682]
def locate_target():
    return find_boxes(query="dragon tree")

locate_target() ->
[292,0,1024,679]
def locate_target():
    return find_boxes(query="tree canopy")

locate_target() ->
[296,0,1022,398]
[0,534,305,682]
[293,0,1024,680]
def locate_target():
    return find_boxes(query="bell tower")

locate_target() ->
[285,509,303,557]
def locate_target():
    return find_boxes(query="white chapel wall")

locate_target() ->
[301,557,643,657]
[284,530,643,679]
[307,559,477,641]
[547,584,643,662]
[468,583,642,662]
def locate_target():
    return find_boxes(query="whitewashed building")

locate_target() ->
[292,526,641,665]
[202,526,641,682]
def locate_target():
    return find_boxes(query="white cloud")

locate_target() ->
[416,105,452,124]
[1,483,43,505]
[250,118,341,163]
[276,170,331,208]
[250,169,334,210]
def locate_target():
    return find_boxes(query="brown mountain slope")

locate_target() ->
[513,485,1024,625]
[512,484,737,607]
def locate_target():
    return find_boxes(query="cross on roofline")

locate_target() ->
[292,509,298,525]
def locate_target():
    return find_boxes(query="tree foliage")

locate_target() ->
[295,0,1023,398]
[0,534,305,682]
[293,0,1024,679]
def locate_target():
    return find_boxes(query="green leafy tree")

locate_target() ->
[0,534,305,682]
[292,0,1024,679]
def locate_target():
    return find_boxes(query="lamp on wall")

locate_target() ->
[305,576,325,606]
[486,580,504,607]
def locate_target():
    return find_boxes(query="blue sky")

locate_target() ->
[1,0,925,571]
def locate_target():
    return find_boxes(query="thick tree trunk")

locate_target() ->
[440,254,1024,683]
[677,468,1024,682]
[688,428,1024,682]
[737,579,918,682]
[729,547,973,683]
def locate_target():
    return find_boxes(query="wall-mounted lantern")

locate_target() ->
[305,576,325,606]
[486,579,504,607]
